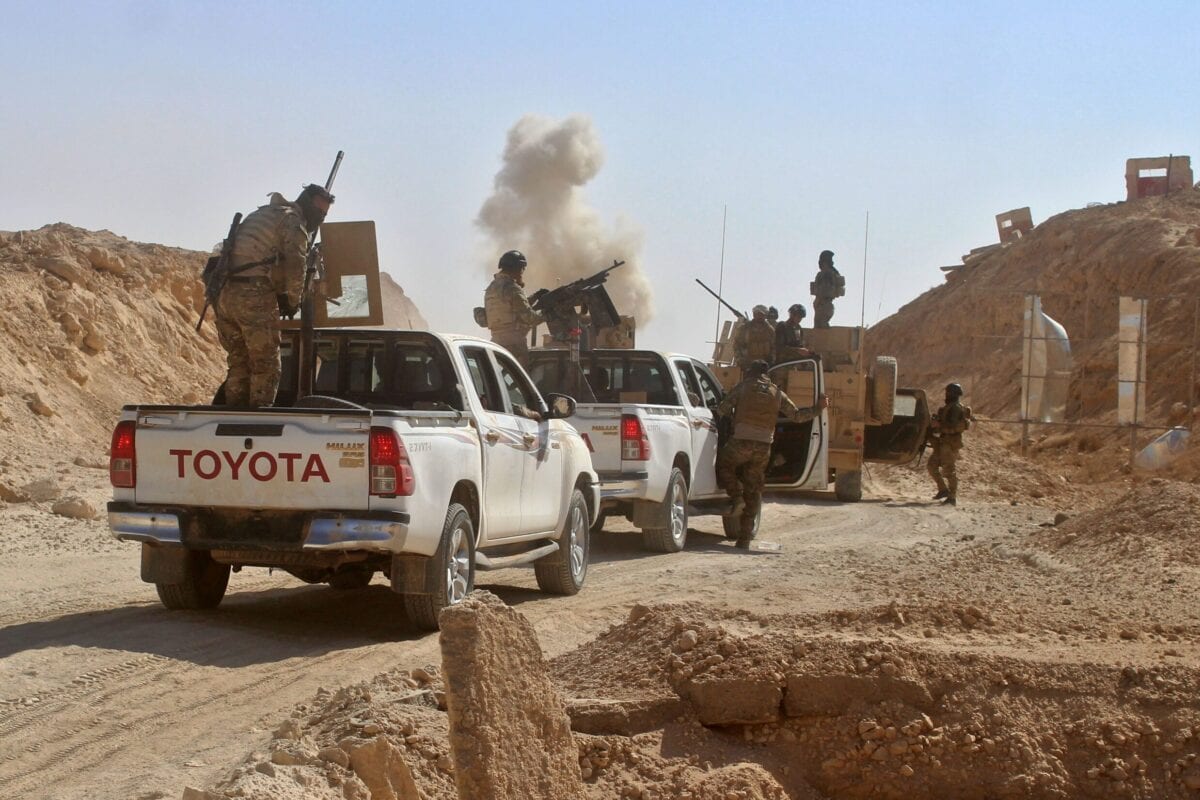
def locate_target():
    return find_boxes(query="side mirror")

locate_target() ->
[544,393,577,420]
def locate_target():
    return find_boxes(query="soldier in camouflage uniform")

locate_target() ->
[216,185,332,407]
[734,305,775,368]
[774,303,810,363]
[716,360,826,549]
[928,382,970,506]
[811,250,844,328]
[484,250,543,367]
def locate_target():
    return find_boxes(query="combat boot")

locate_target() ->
[932,489,949,500]
[942,496,957,506]
[725,498,746,519]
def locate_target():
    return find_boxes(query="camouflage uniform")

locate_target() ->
[774,320,806,363]
[927,399,969,500]
[484,271,543,366]
[216,193,309,407]
[734,318,775,368]
[812,267,842,329]
[716,375,818,541]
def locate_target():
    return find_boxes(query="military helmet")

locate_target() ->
[752,304,769,317]
[945,382,964,399]
[498,250,527,272]
[299,184,335,204]
[747,359,770,378]
[788,303,807,319]
[819,249,834,263]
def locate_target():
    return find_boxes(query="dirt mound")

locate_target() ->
[0,223,424,499]
[869,188,1200,425]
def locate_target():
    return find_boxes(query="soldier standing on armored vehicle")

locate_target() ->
[216,184,333,408]
[484,250,543,367]
[774,303,810,363]
[734,305,776,368]
[928,382,970,506]
[811,250,845,328]
[717,360,826,549]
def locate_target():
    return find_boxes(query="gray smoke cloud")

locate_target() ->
[476,114,654,323]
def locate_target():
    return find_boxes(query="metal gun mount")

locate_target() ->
[530,259,626,349]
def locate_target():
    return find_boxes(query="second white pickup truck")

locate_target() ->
[108,330,599,630]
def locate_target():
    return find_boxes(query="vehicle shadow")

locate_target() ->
[0,581,429,668]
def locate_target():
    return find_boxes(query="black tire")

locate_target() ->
[641,468,689,553]
[871,356,898,425]
[722,503,762,540]
[535,489,590,595]
[835,469,863,502]
[155,550,230,610]
[328,567,374,590]
[590,511,608,534]
[404,503,475,631]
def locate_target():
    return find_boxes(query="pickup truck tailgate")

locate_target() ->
[571,404,625,473]
[132,409,371,510]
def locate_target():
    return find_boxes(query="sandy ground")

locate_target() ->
[1,459,1197,799]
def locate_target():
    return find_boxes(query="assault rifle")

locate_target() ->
[694,278,747,321]
[195,213,243,332]
[530,259,626,344]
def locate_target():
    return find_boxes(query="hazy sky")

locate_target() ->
[4,1,1198,357]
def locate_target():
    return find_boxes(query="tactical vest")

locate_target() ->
[743,320,774,362]
[734,378,782,430]
[484,273,523,333]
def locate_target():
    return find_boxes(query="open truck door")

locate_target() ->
[765,358,828,490]
[864,388,931,464]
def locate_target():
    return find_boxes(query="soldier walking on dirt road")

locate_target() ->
[928,382,970,506]
[717,360,827,549]
[811,250,845,328]
[484,250,543,367]
[217,185,332,407]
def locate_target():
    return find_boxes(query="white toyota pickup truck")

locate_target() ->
[108,330,598,630]
[526,348,828,548]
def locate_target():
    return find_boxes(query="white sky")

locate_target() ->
[3,1,1198,357]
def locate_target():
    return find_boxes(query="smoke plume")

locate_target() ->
[476,114,654,323]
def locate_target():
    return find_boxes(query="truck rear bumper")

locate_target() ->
[107,502,411,553]
[597,469,650,501]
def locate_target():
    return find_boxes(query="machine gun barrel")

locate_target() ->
[694,278,747,321]
[530,259,626,312]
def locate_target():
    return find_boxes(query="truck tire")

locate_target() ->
[871,356,898,425]
[404,503,475,631]
[535,489,590,595]
[641,468,689,553]
[722,503,762,540]
[328,567,374,590]
[590,511,608,534]
[835,469,863,502]
[155,550,230,610]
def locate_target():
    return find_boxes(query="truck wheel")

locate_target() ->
[155,551,230,610]
[328,567,374,590]
[641,468,689,553]
[404,503,475,631]
[871,356,898,425]
[535,489,590,595]
[835,469,863,502]
[722,504,762,540]
[590,511,608,534]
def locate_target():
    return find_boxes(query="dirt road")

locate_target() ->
[1,467,1195,800]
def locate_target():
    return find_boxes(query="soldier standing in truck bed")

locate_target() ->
[716,360,827,549]
[773,303,810,363]
[484,250,543,367]
[811,250,845,328]
[217,184,332,408]
[734,305,775,368]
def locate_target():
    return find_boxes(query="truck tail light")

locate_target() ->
[110,420,137,488]
[369,427,415,497]
[620,414,650,461]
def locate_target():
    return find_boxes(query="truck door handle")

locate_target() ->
[485,431,500,443]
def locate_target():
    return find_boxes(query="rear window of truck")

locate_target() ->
[528,351,680,406]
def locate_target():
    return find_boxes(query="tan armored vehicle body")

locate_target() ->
[710,321,930,501]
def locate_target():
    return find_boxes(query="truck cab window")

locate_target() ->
[347,339,386,393]
[463,347,504,412]
[674,362,704,407]
[314,339,341,393]
[692,360,723,408]
[493,352,542,415]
